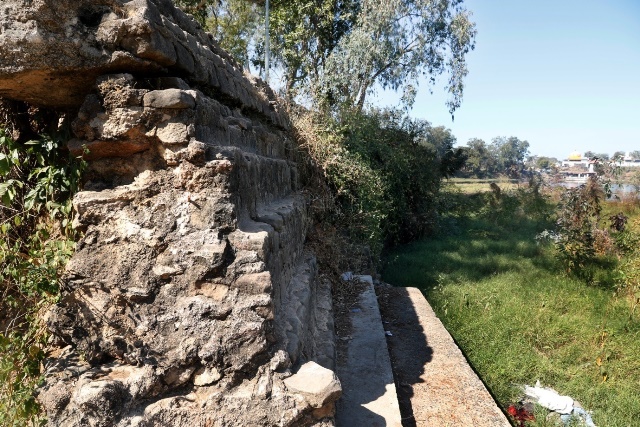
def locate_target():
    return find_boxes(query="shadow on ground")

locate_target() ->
[377,286,432,427]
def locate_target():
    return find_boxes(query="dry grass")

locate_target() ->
[448,177,522,194]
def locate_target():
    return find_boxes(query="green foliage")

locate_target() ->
[173,0,217,25]
[517,176,553,223]
[179,0,476,113]
[294,110,388,256]
[491,136,530,178]
[316,0,476,113]
[294,107,463,257]
[459,135,530,178]
[616,254,640,317]
[554,177,604,282]
[612,151,625,161]
[383,190,640,427]
[613,214,640,316]
[532,156,558,171]
[206,1,262,68]
[0,128,85,426]
[269,0,360,98]
[629,170,640,193]
[339,109,454,244]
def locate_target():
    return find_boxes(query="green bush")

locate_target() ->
[613,215,640,316]
[0,128,85,426]
[293,107,464,258]
[554,177,605,282]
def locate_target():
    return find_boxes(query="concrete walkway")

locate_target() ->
[335,283,402,427]
[378,286,511,427]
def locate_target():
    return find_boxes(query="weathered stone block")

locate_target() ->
[143,89,195,109]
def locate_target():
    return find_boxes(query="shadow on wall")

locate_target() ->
[377,286,433,427]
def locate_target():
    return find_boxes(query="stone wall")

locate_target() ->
[0,1,338,426]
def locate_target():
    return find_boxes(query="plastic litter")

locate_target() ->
[522,381,596,427]
[561,407,596,427]
[384,331,393,337]
[524,382,573,414]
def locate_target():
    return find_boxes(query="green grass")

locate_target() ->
[447,177,522,194]
[383,202,640,427]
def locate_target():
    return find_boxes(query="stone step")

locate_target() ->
[335,282,403,427]
[377,286,511,427]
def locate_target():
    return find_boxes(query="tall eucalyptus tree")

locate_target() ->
[174,0,476,113]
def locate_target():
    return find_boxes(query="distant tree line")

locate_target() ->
[530,156,559,171]
[457,136,530,178]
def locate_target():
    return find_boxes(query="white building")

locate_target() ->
[561,151,640,168]
[618,153,640,167]
[561,151,590,168]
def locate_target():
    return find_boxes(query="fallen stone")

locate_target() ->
[284,361,341,409]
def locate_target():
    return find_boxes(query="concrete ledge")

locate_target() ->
[378,286,511,427]
[336,283,402,427]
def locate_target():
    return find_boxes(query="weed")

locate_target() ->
[0,128,85,426]
[554,177,605,282]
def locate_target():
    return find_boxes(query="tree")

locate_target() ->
[174,0,476,114]
[630,150,640,160]
[612,151,625,161]
[584,151,596,159]
[490,136,530,178]
[417,125,465,177]
[461,138,493,177]
[174,0,219,25]
[317,0,476,113]
[206,1,262,69]
[536,157,551,170]
[268,0,360,98]
[420,126,455,158]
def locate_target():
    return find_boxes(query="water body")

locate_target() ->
[554,182,638,197]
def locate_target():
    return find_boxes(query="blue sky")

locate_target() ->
[372,0,640,160]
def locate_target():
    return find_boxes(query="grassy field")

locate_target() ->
[447,177,523,193]
[383,190,640,427]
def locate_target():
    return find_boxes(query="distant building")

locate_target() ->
[561,152,590,168]
[560,167,596,183]
[561,151,640,168]
[618,153,640,167]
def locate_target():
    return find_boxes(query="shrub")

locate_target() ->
[292,107,463,259]
[292,109,389,258]
[613,215,640,315]
[616,250,640,317]
[554,177,604,281]
[0,128,85,426]
[517,175,554,223]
